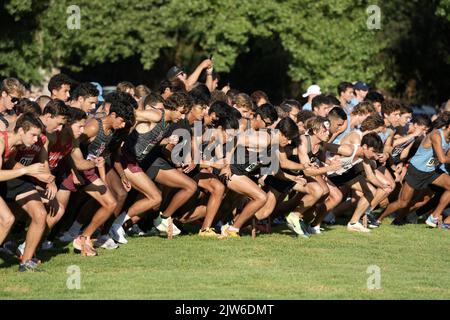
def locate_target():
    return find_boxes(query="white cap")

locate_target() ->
[302,85,321,98]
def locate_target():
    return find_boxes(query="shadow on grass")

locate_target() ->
[36,246,70,263]
[0,252,19,269]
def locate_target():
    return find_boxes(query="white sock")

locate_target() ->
[229,226,239,232]
[114,212,129,226]
[68,221,82,235]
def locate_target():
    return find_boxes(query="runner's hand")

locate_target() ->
[120,175,131,192]
[219,166,232,181]
[183,162,196,173]
[294,176,307,186]
[24,163,46,176]
[93,156,105,168]
[47,199,58,217]
[45,181,57,201]
[35,173,55,184]
[168,135,179,145]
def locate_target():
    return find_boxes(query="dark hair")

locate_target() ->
[14,112,44,133]
[381,100,402,116]
[210,90,228,104]
[71,82,99,100]
[276,117,299,145]
[143,92,164,108]
[166,92,193,113]
[104,91,138,111]
[326,94,341,107]
[48,73,75,92]
[117,91,138,110]
[364,91,384,104]
[209,101,233,118]
[251,90,269,105]
[257,103,278,124]
[312,94,332,111]
[189,84,211,106]
[216,115,239,130]
[43,99,69,118]
[337,82,353,96]
[361,132,383,153]
[360,114,385,132]
[15,98,41,116]
[328,107,348,121]
[158,79,186,95]
[297,110,315,123]
[109,96,136,126]
[66,106,87,125]
[400,105,413,115]
[412,114,431,128]
[432,112,450,129]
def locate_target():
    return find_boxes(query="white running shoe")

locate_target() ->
[41,240,54,251]
[425,215,439,228]
[94,235,119,250]
[127,224,146,237]
[109,223,128,244]
[308,225,322,234]
[347,222,371,233]
[153,214,181,236]
[286,212,304,236]
[59,231,78,243]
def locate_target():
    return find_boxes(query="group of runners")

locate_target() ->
[1,58,449,272]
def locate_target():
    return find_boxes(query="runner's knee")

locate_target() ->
[309,183,324,200]
[1,212,15,228]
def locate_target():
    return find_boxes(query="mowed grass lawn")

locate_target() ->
[1,219,450,299]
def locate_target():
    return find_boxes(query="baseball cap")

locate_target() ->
[91,82,104,102]
[166,66,185,80]
[302,85,321,98]
[354,81,369,91]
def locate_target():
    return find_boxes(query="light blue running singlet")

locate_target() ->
[410,129,450,173]
[333,113,351,144]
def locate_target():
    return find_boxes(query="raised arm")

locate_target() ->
[186,59,213,90]
[134,109,162,124]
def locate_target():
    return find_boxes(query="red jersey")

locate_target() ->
[15,134,47,166]
[48,131,73,171]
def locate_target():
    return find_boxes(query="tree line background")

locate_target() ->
[1,0,449,105]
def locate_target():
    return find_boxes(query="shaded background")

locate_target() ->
[1,0,449,106]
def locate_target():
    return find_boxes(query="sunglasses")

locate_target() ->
[11,97,19,104]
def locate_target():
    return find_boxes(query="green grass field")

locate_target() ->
[1,220,450,300]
